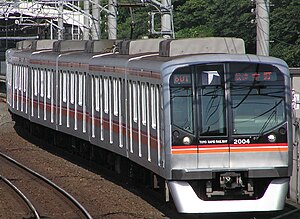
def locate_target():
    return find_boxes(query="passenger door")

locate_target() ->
[196,64,230,168]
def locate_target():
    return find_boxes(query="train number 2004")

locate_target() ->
[233,139,250,144]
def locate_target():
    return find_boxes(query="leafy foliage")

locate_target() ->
[114,0,300,66]
[173,0,256,53]
[269,0,300,66]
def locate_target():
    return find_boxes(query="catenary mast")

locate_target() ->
[256,0,270,56]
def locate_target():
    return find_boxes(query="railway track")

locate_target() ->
[0,175,39,218]
[0,151,93,219]
[270,204,300,219]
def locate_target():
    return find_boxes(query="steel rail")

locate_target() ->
[271,208,300,219]
[0,175,40,219]
[0,152,93,219]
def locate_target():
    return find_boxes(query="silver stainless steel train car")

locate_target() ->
[6,37,292,213]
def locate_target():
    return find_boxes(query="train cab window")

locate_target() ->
[197,65,226,136]
[170,67,194,133]
[229,63,285,134]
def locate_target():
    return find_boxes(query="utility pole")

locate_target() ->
[108,0,117,39]
[256,0,270,56]
[161,0,172,39]
[91,0,100,39]
[83,0,90,40]
[57,0,64,40]
[145,0,174,38]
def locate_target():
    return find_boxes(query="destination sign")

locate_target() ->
[234,71,277,82]
[173,74,192,85]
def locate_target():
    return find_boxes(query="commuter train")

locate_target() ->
[6,37,292,213]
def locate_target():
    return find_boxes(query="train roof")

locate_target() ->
[29,40,116,65]
[89,37,246,70]
[129,52,289,71]
[9,38,289,75]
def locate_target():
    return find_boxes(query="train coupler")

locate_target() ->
[206,172,254,198]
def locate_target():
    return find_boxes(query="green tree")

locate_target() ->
[112,0,300,66]
[173,0,256,53]
[173,0,214,38]
[270,0,300,66]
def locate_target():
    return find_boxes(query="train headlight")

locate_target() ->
[173,130,180,139]
[279,127,286,135]
[183,136,191,145]
[267,134,276,143]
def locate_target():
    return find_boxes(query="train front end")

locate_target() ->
[165,54,292,213]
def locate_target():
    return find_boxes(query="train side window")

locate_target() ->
[113,78,118,116]
[13,65,17,89]
[151,85,157,129]
[34,68,38,96]
[104,77,109,113]
[63,71,67,103]
[109,77,112,114]
[20,66,22,92]
[70,71,75,104]
[91,75,95,127]
[156,85,161,125]
[15,66,18,90]
[142,83,146,125]
[99,76,103,113]
[21,66,25,92]
[51,69,54,101]
[40,68,44,97]
[83,72,87,133]
[18,66,22,91]
[119,79,124,147]
[30,68,34,99]
[7,63,12,86]
[133,81,138,123]
[24,66,28,92]
[128,80,132,118]
[83,73,86,105]
[67,71,70,104]
[43,69,46,97]
[78,72,83,106]
[95,76,100,111]
[17,66,20,91]
[47,69,51,99]
[21,66,24,91]
[16,65,19,90]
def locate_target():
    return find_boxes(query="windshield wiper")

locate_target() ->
[258,100,283,135]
